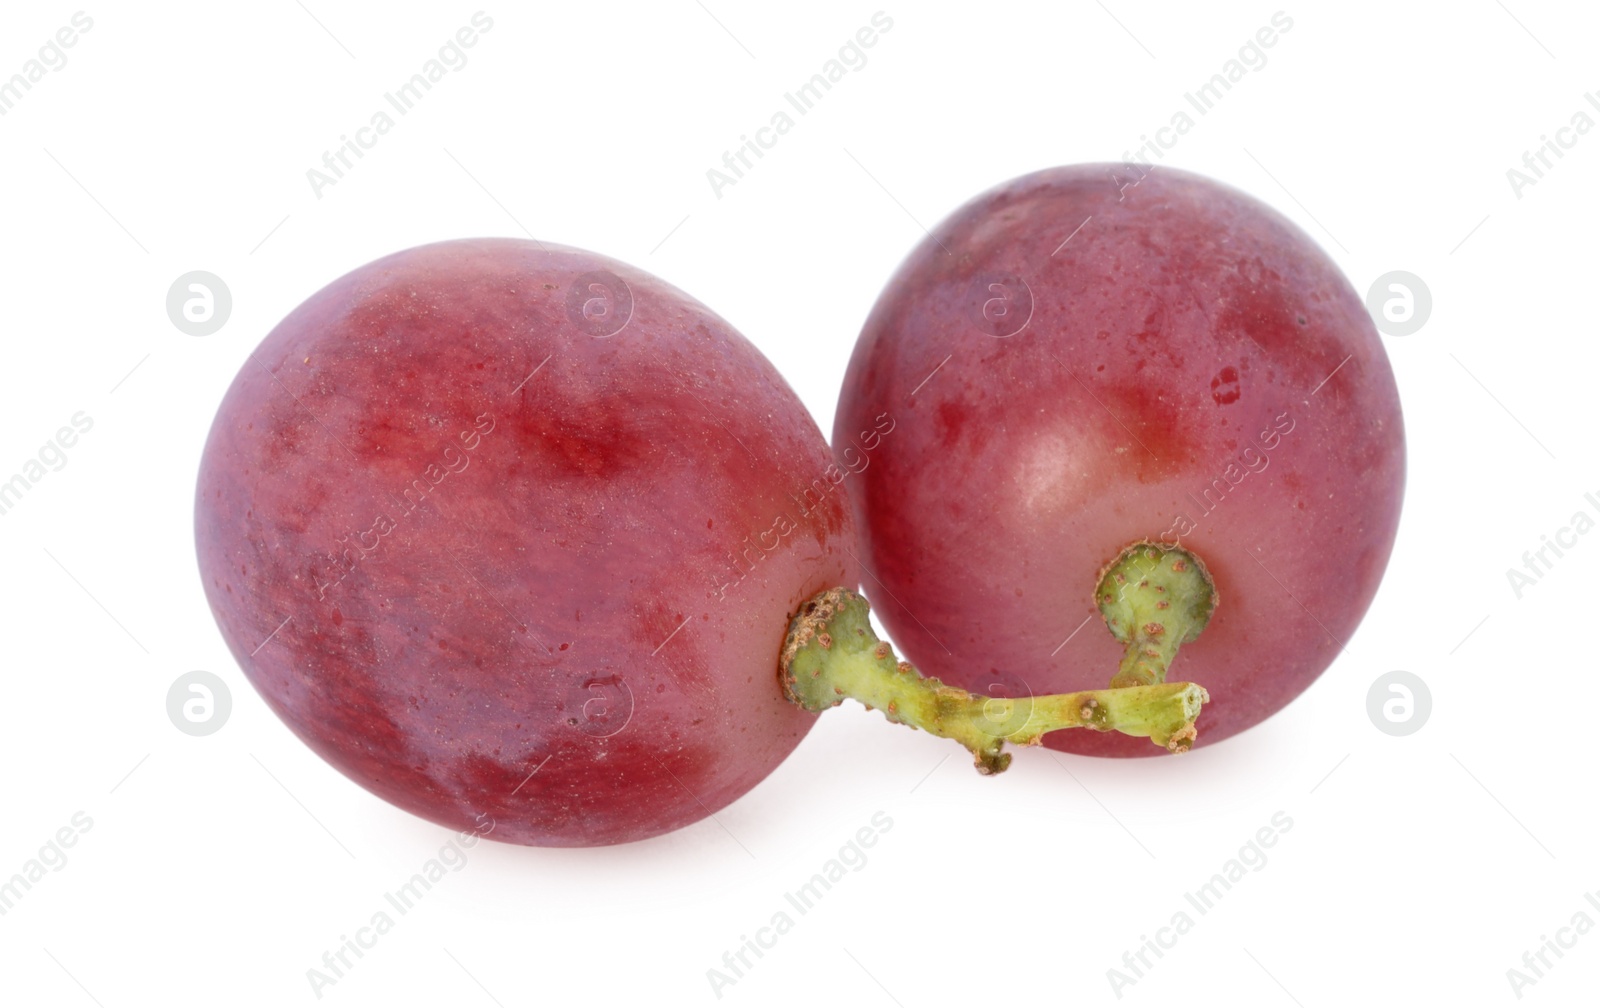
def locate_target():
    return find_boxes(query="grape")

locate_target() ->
[833,164,1405,756]
[195,238,855,846]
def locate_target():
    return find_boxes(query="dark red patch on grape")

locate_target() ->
[1211,366,1241,405]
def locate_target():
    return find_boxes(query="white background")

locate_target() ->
[1,1,1595,1005]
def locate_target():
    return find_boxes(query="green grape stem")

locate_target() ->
[1095,541,1218,689]
[778,588,1210,774]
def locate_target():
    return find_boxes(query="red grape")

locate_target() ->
[834,164,1405,756]
[196,238,855,846]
